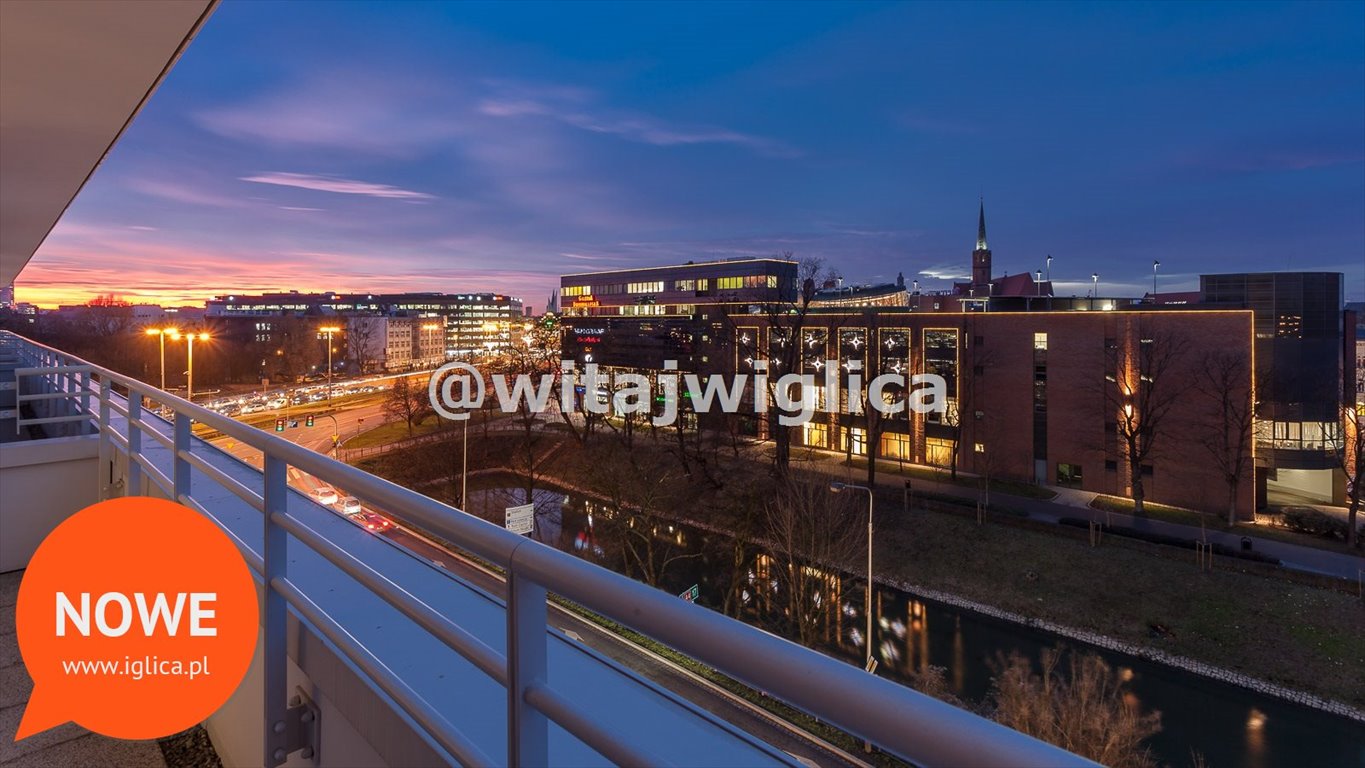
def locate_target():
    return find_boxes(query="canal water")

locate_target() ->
[463,484,1365,768]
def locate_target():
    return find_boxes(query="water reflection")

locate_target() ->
[465,484,1364,768]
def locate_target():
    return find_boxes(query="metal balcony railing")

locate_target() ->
[0,330,1093,768]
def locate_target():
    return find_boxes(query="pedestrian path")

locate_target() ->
[793,451,1365,581]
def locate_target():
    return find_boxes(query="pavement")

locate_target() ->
[797,451,1365,581]
[0,572,168,768]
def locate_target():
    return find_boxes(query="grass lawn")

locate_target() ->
[868,503,1365,708]
[344,417,444,448]
[799,449,1058,500]
[346,410,522,449]
[1090,494,1362,556]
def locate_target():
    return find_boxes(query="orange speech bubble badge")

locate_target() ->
[14,496,258,741]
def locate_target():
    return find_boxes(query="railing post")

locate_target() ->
[506,560,548,767]
[127,393,142,496]
[174,412,192,502]
[98,379,111,501]
[80,369,92,436]
[263,454,291,767]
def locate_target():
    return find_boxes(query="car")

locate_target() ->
[310,487,339,506]
[351,510,393,534]
[336,496,363,516]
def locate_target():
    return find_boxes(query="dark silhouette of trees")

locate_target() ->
[1192,349,1256,526]
[988,646,1162,768]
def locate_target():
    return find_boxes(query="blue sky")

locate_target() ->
[23,0,1365,308]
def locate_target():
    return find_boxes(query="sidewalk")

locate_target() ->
[796,451,1365,581]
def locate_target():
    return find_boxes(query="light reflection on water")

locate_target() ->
[464,484,1365,768]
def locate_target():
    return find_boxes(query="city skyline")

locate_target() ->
[15,0,1365,308]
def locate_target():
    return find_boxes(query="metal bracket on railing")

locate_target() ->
[271,687,320,764]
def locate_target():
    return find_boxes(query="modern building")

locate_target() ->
[444,292,526,357]
[1200,272,1350,505]
[810,277,910,309]
[560,257,798,371]
[719,306,1257,519]
[206,290,525,359]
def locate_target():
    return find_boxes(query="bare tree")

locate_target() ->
[487,316,562,502]
[761,478,864,646]
[579,437,698,588]
[1193,350,1256,527]
[1339,404,1363,548]
[1101,326,1192,516]
[273,316,324,381]
[729,254,830,478]
[383,374,432,437]
[989,647,1162,768]
[346,316,381,375]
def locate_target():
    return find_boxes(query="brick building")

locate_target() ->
[722,307,1257,519]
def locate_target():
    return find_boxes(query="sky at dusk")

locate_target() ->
[18,0,1365,309]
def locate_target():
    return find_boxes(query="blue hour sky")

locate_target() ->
[22,0,1365,308]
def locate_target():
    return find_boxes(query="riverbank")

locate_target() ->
[355,435,1365,713]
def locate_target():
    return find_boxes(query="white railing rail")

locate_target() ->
[0,330,1094,768]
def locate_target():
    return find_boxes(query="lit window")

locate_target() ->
[1034,332,1048,350]
[974,442,985,453]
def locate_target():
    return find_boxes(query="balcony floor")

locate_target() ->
[0,570,167,768]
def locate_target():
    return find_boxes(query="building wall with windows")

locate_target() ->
[204,290,525,359]
[444,293,525,357]
[559,258,798,318]
[1200,272,1347,504]
[722,308,1257,519]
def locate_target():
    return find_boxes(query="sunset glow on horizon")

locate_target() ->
[14,1,1363,308]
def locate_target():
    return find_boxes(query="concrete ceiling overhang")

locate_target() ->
[0,0,217,288]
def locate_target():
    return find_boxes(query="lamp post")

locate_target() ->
[1046,254,1052,282]
[170,330,210,401]
[320,326,341,401]
[830,481,875,679]
[143,327,177,391]
[1035,270,1043,297]
[1091,273,1099,310]
[1152,260,1160,299]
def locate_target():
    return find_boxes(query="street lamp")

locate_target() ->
[169,330,210,401]
[1152,260,1161,299]
[1035,270,1043,298]
[320,326,342,401]
[1090,273,1099,310]
[143,327,178,391]
[1045,254,1052,282]
[830,481,876,679]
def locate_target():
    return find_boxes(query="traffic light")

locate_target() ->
[274,418,285,432]
[305,414,315,427]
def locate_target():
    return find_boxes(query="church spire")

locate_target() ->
[976,197,988,251]
[972,197,992,287]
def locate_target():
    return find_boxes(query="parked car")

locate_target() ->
[310,487,339,506]
[336,496,362,516]
[351,510,393,534]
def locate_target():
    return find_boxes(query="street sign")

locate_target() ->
[679,584,699,603]
[505,503,535,536]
